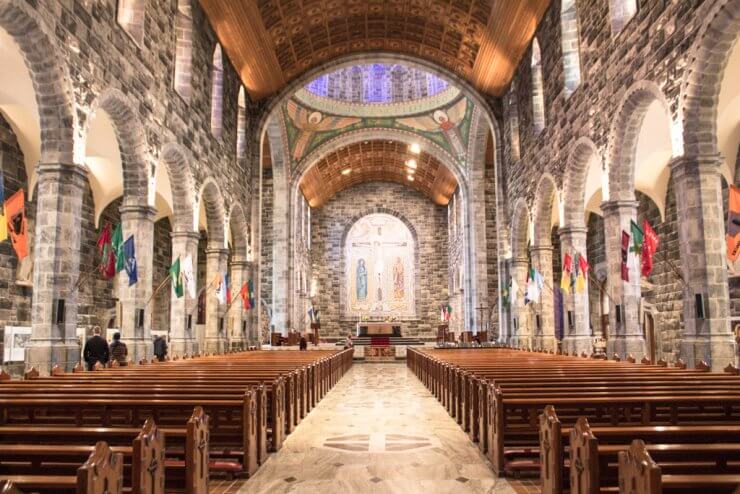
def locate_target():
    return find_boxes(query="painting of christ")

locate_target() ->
[393,256,404,300]
[356,258,368,300]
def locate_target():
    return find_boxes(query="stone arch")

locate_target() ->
[197,177,226,247]
[228,202,249,259]
[85,88,150,203]
[159,142,196,232]
[510,198,531,261]
[563,137,602,228]
[607,80,672,202]
[340,206,419,249]
[0,0,77,165]
[532,173,558,247]
[680,0,740,158]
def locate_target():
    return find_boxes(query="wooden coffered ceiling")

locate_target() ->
[199,0,551,100]
[299,140,457,207]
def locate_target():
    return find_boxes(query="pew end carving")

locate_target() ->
[186,406,209,494]
[539,405,562,494]
[617,440,661,494]
[132,418,165,494]
[76,442,124,494]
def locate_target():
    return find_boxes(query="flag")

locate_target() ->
[96,223,116,279]
[123,235,137,286]
[308,306,315,322]
[182,254,196,299]
[248,278,255,309]
[621,230,630,282]
[240,282,250,309]
[0,169,7,242]
[575,252,589,293]
[642,219,660,277]
[215,273,226,305]
[5,189,28,260]
[224,273,231,304]
[112,222,125,272]
[525,267,541,304]
[560,253,572,293]
[440,305,446,321]
[578,253,590,276]
[170,257,183,298]
[445,304,452,321]
[727,185,740,262]
[630,220,644,255]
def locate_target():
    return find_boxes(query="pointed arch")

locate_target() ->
[531,38,546,134]
[117,0,146,45]
[533,173,558,247]
[228,202,249,260]
[511,198,531,261]
[236,86,247,159]
[507,83,521,161]
[197,178,226,247]
[174,0,193,102]
[563,137,602,228]
[210,44,224,139]
[160,142,196,232]
[560,0,582,97]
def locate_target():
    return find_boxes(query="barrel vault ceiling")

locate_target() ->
[199,0,551,100]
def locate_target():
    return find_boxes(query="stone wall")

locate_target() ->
[310,182,449,339]
[260,171,273,310]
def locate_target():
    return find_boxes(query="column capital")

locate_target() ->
[669,153,724,176]
[558,226,588,237]
[600,200,638,216]
[37,162,89,180]
[119,204,157,219]
[230,258,251,268]
[170,230,200,242]
[529,245,553,255]
[512,257,529,267]
[205,247,229,258]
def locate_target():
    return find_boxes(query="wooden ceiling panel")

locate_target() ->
[199,0,551,100]
[298,140,457,207]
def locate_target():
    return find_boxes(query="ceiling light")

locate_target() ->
[407,175,414,182]
[409,143,421,154]
[406,168,415,174]
[405,159,417,169]
[341,168,351,175]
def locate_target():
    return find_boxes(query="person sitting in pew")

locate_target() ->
[299,334,308,351]
[110,332,128,366]
[83,326,109,371]
[154,334,168,362]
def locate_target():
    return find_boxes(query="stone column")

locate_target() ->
[228,257,249,349]
[530,245,556,351]
[205,248,228,353]
[510,257,532,349]
[169,231,199,356]
[245,262,257,345]
[118,203,156,363]
[26,163,88,374]
[601,200,646,359]
[558,226,593,355]
[671,155,737,370]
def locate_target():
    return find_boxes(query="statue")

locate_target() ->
[393,256,404,300]
[356,258,368,300]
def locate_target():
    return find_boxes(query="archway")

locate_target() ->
[532,174,559,351]
[510,198,532,349]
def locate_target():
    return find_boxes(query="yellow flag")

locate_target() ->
[560,272,570,293]
[0,204,7,242]
[575,273,586,293]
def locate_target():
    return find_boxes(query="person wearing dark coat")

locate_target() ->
[109,332,128,365]
[299,335,308,351]
[153,335,168,362]
[83,326,109,371]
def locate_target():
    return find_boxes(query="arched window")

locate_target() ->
[174,0,193,102]
[609,0,637,34]
[236,86,247,159]
[507,86,521,161]
[560,0,582,97]
[210,44,224,139]
[531,38,546,134]
[117,0,146,45]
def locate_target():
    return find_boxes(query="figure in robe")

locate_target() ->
[356,259,368,301]
[286,100,361,160]
[393,256,404,300]
[396,97,467,157]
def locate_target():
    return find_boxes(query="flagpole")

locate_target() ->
[146,273,172,307]
[186,277,219,318]
[660,249,690,292]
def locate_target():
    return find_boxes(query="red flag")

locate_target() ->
[727,185,740,262]
[96,223,116,279]
[5,189,28,260]
[240,282,249,309]
[641,219,660,277]
[621,230,630,282]
[578,253,590,275]
[562,253,572,273]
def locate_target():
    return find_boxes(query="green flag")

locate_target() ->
[111,222,125,272]
[630,219,644,255]
[170,257,183,298]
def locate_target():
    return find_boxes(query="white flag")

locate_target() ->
[182,254,196,299]
[216,273,227,305]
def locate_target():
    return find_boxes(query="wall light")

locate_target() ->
[405,159,417,169]
[341,168,352,175]
[409,143,421,154]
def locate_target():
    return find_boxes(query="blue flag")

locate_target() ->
[123,235,137,286]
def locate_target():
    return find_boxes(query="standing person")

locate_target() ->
[344,333,354,349]
[83,326,109,371]
[153,335,168,362]
[109,332,128,366]
[299,334,308,351]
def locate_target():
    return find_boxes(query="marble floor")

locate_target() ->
[237,362,518,494]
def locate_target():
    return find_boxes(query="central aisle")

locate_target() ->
[239,362,517,493]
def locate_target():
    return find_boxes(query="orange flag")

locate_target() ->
[727,185,740,262]
[5,189,28,260]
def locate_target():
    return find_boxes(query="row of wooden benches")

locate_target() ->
[407,347,740,493]
[0,348,354,493]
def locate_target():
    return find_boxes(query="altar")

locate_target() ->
[356,322,401,337]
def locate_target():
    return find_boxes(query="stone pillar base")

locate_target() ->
[205,337,227,354]
[121,338,150,364]
[169,338,197,358]
[510,336,533,350]
[681,337,737,371]
[25,340,81,375]
[607,337,646,361]
[561,336,593,356]
[539,336,558,353]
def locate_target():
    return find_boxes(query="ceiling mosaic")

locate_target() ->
[283,94,474,163]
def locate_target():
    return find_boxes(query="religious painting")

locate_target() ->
[285,100,361,160]
[345,214,415,317]
[3,326,31,362]
[397,98,468,157]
